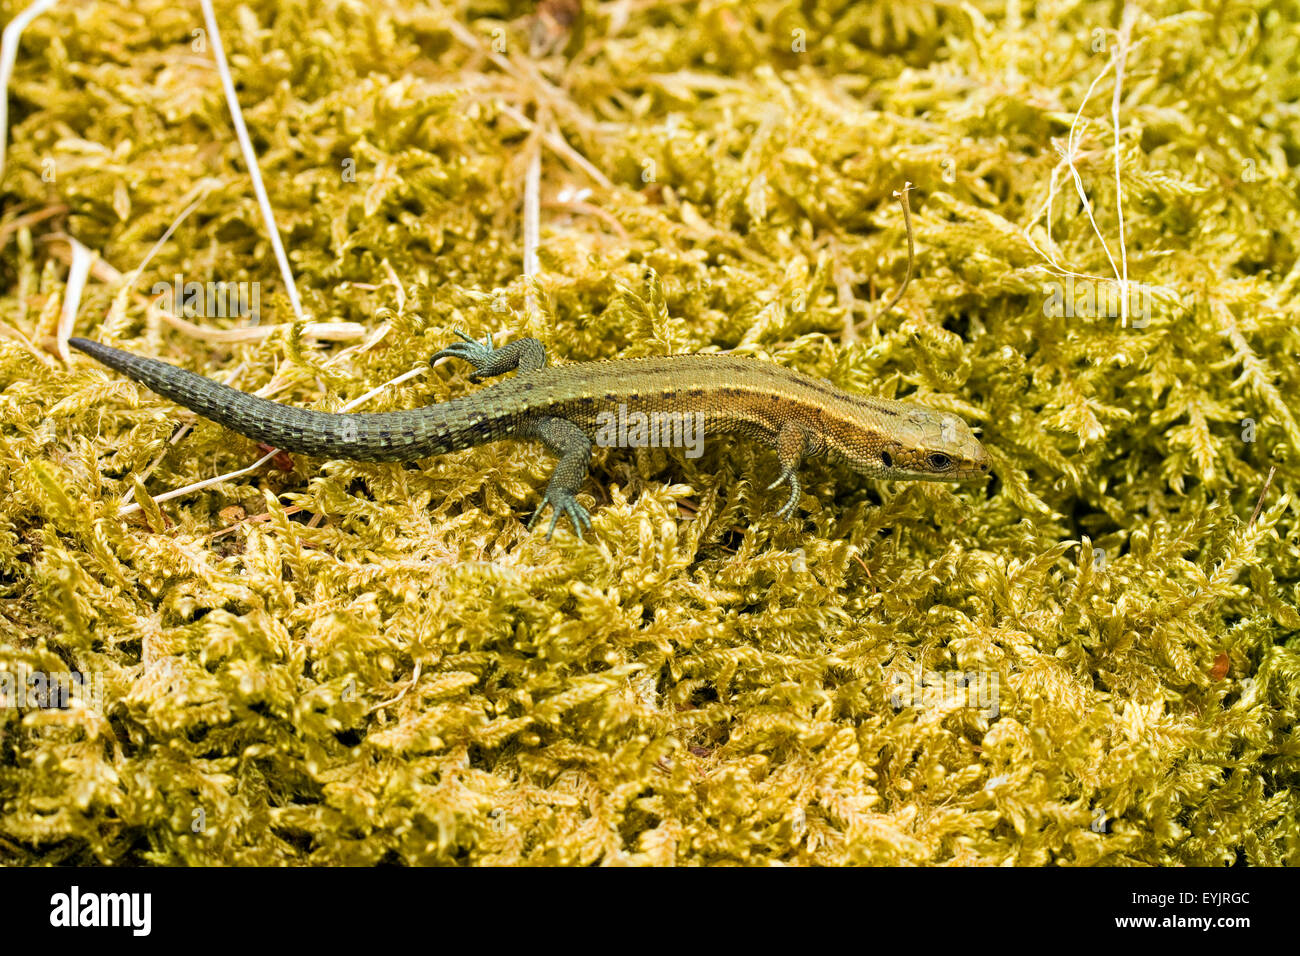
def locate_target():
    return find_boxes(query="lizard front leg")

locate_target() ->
[520,416,594,540]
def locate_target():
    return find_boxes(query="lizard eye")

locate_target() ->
[927,453,953,470]
[880,451,893,468]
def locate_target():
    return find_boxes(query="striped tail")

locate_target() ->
[68,338,464,461]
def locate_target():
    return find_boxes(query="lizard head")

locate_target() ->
[831,399,991,482]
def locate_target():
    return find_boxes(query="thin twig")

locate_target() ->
[44,237,363,343]
[369,661,423,714]
[878,182,916,316]
[111,183,214,316]
[447,15,611,186]
[853,182,916,335]
[0,203,67,251]
[497,102,613,190]
[542,197,630,243]
[1248,465,1277,529]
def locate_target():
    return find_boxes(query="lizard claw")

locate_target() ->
[766,466,801,519]
[453,327,493,350]
[432,329,495,375]
[527,489,593,540]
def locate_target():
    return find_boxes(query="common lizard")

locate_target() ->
[68,333,991,538]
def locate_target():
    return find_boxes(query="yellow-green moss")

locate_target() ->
[0,0,1297,865]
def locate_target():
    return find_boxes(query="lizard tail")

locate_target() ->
[68,337,467,461]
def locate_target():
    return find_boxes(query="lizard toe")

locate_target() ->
[528,490,591,540]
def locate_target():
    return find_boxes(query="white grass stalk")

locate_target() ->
[523,140,541,321]
[199,0,304,323]
[0,0,60,182]
[1111,5,1137,326]
[57,237,94,363]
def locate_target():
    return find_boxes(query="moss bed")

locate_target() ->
[0,0,1297,864]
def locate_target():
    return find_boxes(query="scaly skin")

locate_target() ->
[68,333,991,538]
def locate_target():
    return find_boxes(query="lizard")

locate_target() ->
[67,332,991,539]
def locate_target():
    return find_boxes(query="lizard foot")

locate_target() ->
[527,488,593,541]
[766,465,802,520]
[432,329,496,380]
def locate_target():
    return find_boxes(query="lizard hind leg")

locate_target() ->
[432,330,548,381]
[521,416,594,540]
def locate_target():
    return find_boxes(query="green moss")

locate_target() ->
[0,0,1297,865]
